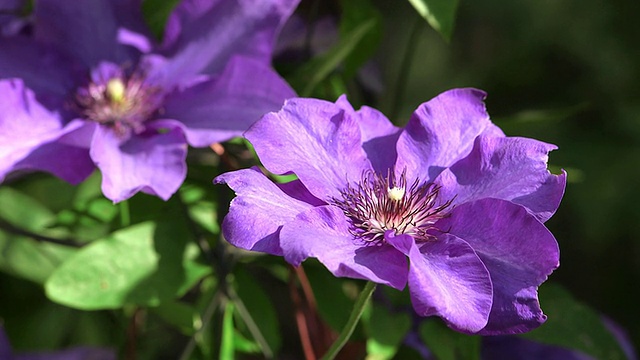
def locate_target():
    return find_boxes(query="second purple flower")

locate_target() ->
[0,0,299,202]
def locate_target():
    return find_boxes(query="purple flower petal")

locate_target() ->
[12,140,95,185]
[34,0,147,67]
[385,231,494,333]
[276,179,326,207]
[396,88,502,182]
[0,38,76,97]
[335,95,401,172]
[158,0,299,82]
[482,336,594,360]
[245,97,372,200]
[89,121,187,202]
[334,95,399,142]
[437,135,566,222]
[280,205,408,289]
[162,56,295,146]
[214,167,315,256]
[0,79,93,183]
[440,198,560,335]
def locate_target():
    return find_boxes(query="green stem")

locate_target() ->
[119,200,130,227]
[320,281,377,360]
[227,284,273,358]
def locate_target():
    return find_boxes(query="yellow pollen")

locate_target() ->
[106,78,126,103]
[387,186,405,201]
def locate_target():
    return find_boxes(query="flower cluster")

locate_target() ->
[0,0,298,202]
[216,89,566,334]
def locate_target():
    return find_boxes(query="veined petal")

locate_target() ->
[334,95,399,142]
[437,135,566,222]
[385,231,493,333]
[214,167,315,256]
[163,56,295,146]
[89,120,187,203]
[34,0,148,68]
[439,198,560,335]
[396,88,503,182]
[158,0,299,82]
[280,205,407,289]
[335,95,401,173]
[245,97,372,201]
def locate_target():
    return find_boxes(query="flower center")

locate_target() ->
[331,170,453,243]
[73,70,163,137]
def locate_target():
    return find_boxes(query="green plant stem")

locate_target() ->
[227,284,273,358]
[320,281,377,360]
[177,289,223,360]
[0,218,83,247]
[119,200,130,227]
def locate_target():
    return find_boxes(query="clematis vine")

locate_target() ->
[216,89,566,334]
[0,0,298,202]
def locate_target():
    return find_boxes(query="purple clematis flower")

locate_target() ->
[215,89,566,334]
[0,0,298,202]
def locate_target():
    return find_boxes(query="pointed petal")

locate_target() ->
[89,121,187,202]
[158,0,298,81]
[396,88,503,182]
[437,135,566,222]
[162,56,295,146]
[386,232,493,333]
[439,198,560,335]
[214,167,315,256]
[34,0,148,67]
[280,206,407,289]
[245,97,371,200]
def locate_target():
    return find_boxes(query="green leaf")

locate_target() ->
[0,233,76,284]
[521,283,626,360]
[407,0,459,40]
[0,187,76,283]
[142,0,181,40]
[152,301,199,335]
[363,304,411,360]
[339,0,383,79]
[419,319,480,360]
[45,218,211,310]
[305,262,355,331]
[0,187,55,230]
[289,19,376,96]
